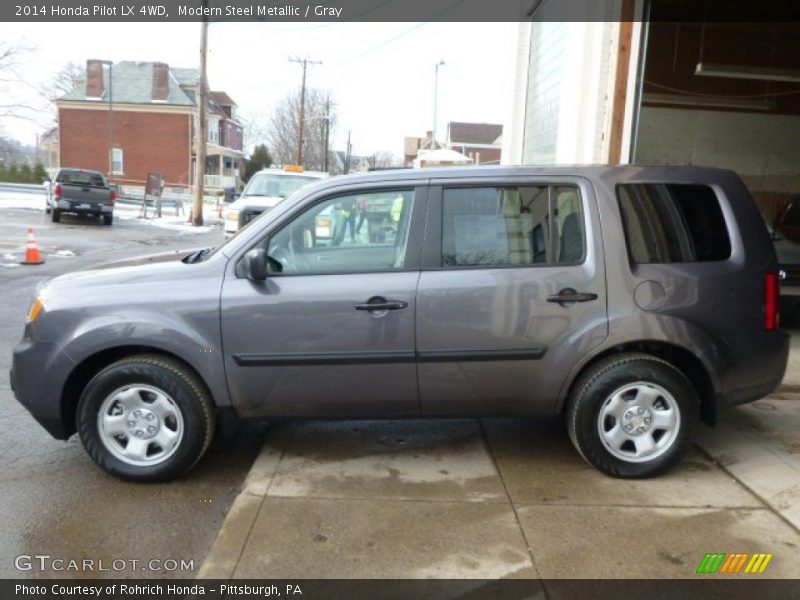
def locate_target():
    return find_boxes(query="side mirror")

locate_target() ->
[241,248,267,280]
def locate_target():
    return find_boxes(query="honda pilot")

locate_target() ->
[11,166,789,481]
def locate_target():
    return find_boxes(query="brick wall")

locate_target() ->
[58,107,192,186]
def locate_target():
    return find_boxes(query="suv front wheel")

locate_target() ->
[567,353,699,478]
[77,355,215,482]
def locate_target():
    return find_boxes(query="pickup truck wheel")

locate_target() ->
[103,214,113,226]
[566,353,698,478]
[51,208,60,223]
[77,355,215,482]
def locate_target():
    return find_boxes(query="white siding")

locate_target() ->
[516,20,618,165]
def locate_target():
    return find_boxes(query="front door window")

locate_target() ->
[267,190,415,274]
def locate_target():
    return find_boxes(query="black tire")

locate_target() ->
[566,352,699,478]
[77,355,215,482]
[51,208,60,223]
[103,214,113,226]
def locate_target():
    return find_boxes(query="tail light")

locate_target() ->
[53,183,62,199]
[110,189,116,203]
[765,272,780,331]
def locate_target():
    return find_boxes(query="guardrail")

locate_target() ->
[0,182,47,195]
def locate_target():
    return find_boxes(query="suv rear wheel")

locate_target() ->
[77,355,215,482]
[567,353,698,478]
[51,208,60,223]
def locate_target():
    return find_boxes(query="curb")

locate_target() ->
[197,429,290,579]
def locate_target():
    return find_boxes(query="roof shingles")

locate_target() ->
[58,61,195,106]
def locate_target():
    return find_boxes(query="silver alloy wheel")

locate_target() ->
[97,385,184,467]
[596,381,681,463]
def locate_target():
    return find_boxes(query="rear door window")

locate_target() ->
[441,184,585,268]
[617,184,731,264]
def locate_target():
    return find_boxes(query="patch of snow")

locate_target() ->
[0,192,46,211]
[52,250,76,258]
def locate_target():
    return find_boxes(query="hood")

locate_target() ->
[228,196,284,211]
[38,248,211,297]
[94,248,199,269]
[774,238,800,267]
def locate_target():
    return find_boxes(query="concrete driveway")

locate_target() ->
[201,408,800,580]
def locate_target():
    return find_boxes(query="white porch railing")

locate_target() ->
[204,175,236,189]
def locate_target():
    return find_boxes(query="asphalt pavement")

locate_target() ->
[0,205,264,579]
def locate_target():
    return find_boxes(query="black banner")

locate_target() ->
[4,579,800,600]
[2,0,800,23]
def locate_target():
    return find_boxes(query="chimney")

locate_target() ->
[152,62,169,102]
[86,59,104,98]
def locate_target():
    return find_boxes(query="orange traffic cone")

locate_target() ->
[22,227,44,265]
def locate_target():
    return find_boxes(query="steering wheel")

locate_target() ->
[269,232,312,273]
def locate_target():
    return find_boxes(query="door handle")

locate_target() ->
[355,298,408,311]
[547,288,598,304]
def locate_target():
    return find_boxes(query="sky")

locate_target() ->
[0,21,519,159]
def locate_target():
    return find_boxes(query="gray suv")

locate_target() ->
[11,166,789,481]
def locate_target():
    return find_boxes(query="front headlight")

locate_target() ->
[227,209,239,222]
[27,297,44,323]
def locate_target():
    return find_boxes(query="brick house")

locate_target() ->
[54,60,243,191]
[445,122,503,165]
[404,122,503,166]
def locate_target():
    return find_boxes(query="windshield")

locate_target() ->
[206,186,311,259]
[243,173,320,198]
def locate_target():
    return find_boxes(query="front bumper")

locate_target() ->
[11,335,76,439]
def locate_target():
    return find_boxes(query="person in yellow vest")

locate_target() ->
[391,194,404,229]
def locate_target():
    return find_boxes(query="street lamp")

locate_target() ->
[100,60,114,178]
[432,60,445,148]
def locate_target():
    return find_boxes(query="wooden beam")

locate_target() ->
[608,0,636,164]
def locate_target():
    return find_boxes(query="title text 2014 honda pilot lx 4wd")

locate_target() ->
[11,166,789,481]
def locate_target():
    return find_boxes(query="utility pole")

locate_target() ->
[344,130,352,175]
[323,95,330,173]
[100,60,114,177]
[289,57,321,167]
[193,7,209,226]
[432,60,445,148]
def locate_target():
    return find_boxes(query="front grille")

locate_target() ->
[239,209,263,228]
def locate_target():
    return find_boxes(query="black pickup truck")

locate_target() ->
[46,168,116,225]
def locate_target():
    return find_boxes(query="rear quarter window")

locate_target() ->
[57,170,106,187]
[617,183,731,264]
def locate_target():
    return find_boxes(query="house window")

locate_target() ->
[110,148,123,174]
[208,119,219,143]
